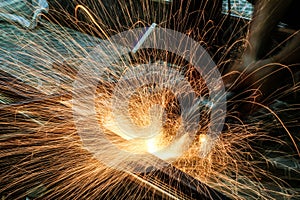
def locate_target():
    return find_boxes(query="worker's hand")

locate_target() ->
[223,57,292,116]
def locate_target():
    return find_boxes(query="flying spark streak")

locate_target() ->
[0,1,299,199]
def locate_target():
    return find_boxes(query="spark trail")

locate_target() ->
[0,1,299,199]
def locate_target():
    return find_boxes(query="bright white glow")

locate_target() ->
[147,134,191,162]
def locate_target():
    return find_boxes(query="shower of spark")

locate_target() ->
[0,1,299,199]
